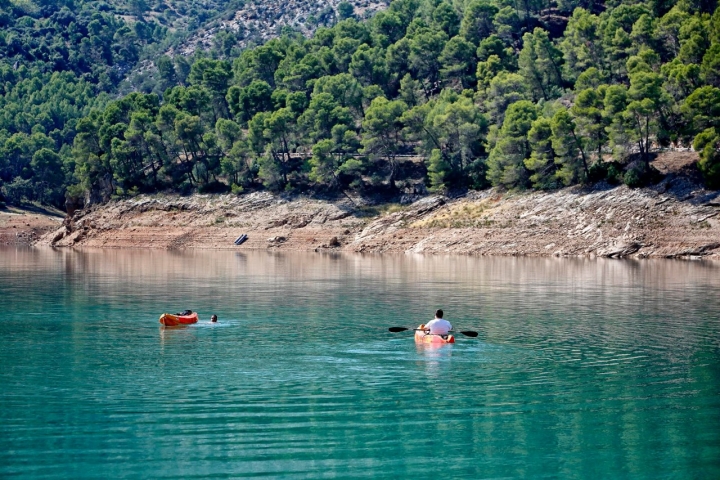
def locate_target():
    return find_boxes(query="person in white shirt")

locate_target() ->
[423,309,452,335]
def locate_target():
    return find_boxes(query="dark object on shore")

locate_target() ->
[234,234,248,245]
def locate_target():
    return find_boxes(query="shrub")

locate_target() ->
[587,162,608,183]
[623,166,643,188]
[587,161,624,184]
[466,158,490,190]
[694,128,720,190]
[2,177,33,204]
[622,161,663,188]
[606,162,623,184]
[198,181,230,194]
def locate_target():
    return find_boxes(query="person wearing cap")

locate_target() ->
[421,309,452,335]
[211,314,218,323]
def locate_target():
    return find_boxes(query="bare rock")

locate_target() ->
[596,241,642,258]
[355,196,445,242]
[50,227,66,245]
[664,242,720,258]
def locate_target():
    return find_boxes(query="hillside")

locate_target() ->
[169,0,388,56]
[121,0,388,93]
[2,0,719,229]
[16,152,716,259]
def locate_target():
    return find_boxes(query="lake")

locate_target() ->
[1,248,719,478]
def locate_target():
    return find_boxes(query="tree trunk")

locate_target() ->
[570,129,590,180]
[643,116,651,167]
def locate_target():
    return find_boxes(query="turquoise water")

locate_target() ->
[1,248,719,479]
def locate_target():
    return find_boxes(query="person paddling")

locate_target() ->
[211,314,218,323]
[421,309,452,336]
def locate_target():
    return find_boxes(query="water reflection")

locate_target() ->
[158,324,197,347]
[415,343,454,377]
[1,247,719,478]
[2,247,718,286]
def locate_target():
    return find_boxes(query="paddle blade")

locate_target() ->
[459,330,479,337]
[388,327,410,332]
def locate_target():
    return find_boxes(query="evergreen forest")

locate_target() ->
[2,0,720,210]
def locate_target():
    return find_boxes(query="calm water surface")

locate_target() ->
[1,248,719,479]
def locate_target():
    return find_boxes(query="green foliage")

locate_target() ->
[587,160,623,184]
[439,36,477,90]
[403,90,488,190]
[681,86,720,132]
[571,84,609,163]
[309,132,363,191]
[300,92,353,143]
[227,80,274,123]
[337,2,355,21]
[8,0,720,207]
[362,96,408,187]
[407,27,448,96]
[551,108,590,185]
[693,127,720,188]
[483,72,530,126]
[621,161,662,188]
[30,148,65,204]
[487,100,538,189]
[460,0,498,46]
[519,28,565,101]
[623,165,643,187]
[525,117,560,190]
[0,0,170,206]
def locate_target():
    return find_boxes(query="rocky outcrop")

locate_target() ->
[9,151,716,259]
[596,240,643,258]
[173,0,386,56]
[354,196,445,245]
[37,192,364,251]
[30,181,720,260]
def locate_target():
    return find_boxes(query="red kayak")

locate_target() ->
[414,325,455,344]
[159,310,198,326]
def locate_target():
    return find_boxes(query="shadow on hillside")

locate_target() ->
[4,202,65,218]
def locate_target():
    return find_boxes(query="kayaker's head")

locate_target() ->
[211,314,218,323]
[435,309,444,319]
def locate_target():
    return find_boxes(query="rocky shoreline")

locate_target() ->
[0,207,63,247]
[7,186,714,261]
[3,154,718,260]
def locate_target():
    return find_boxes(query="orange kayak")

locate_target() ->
[159,311,198,326]
[414,326,455,344]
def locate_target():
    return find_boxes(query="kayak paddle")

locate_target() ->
[388,326,411,332]
[456,330,479,337]
[388,327,479,337]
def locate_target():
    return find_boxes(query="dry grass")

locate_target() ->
[411,201,494,229]
[356,203,405,218]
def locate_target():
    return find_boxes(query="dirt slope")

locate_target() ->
[32,176,719,259]
[0,206,63,246]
